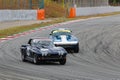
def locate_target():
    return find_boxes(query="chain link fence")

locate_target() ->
[109,2,120,6]
[0,0,114,10]
[0,0,43,9]
[65,0,109,7]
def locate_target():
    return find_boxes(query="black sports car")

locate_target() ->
[20,38,67,65]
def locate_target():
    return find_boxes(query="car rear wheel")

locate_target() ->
[33,54,38,64]
[59,59,66,65]
[21,53,26,62]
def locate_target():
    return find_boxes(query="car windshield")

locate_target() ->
[32,40,54,48]
[52,32,71,36]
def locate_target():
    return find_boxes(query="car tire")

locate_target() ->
[59,59,66,65]
[33,54,38,64]
[21,53,26,62]
[74,43,79,53]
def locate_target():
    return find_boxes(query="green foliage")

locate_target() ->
[109,0,120,3]
[45,1,65,18]
[109,0,120,6]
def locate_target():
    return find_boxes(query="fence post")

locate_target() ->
[39,0,44,9]
[17,0,20,9]
[29,0,32,9]
[37,0,45,20]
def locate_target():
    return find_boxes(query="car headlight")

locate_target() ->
[58,50,64,55]
[54,39,61,42]
[53,36,61,42]
[42,51,48,56]
[68,38,78,41]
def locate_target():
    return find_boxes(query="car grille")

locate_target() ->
[55,44,75,48]
[44,54,61,59]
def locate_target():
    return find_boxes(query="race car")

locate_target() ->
[50,28,79,53]
[20,38,67,65]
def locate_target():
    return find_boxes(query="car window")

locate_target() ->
[52,32,71,36]
[31,40,37,46]
[36,40,54,48]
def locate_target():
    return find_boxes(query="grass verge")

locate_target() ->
[0,12,120,38]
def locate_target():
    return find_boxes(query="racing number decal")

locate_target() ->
[27,47,31,56]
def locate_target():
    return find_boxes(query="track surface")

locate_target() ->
[0,15,120,80]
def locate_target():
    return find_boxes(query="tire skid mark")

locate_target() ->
[82,24,120,68]
[1,16,120,79]
[67,54,120,79]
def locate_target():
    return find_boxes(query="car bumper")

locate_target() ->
[38,54,66,61]
[55,43,78,49]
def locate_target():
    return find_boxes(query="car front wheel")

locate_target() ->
[21,53,26,62]
[33,54,38,64]
[59,59,66,65]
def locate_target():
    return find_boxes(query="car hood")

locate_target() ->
[40,47,66,56]
[54,35,78,41]
[53,35,78,44]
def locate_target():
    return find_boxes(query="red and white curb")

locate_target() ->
[0,17,101,43]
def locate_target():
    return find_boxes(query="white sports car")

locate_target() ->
[50,28,79,53]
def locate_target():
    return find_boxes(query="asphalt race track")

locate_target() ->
[0,15,120,80]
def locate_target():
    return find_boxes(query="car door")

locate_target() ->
[26,45,31,57]
[26,39,33,58]
[29,40,36,58]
